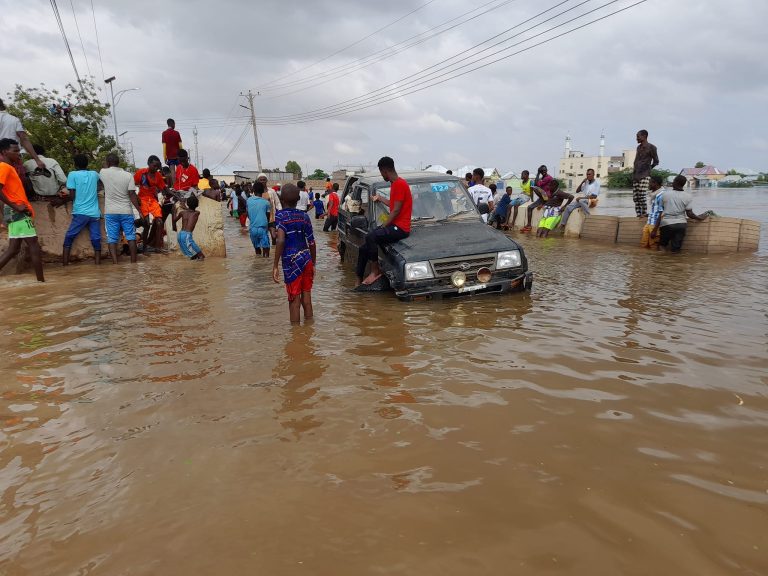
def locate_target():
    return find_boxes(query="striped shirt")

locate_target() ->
[275,208,315,284]
[647,189,665,226]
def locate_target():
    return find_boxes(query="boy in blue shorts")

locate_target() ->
[312,193,325,219]
[173,194,205,260]
[246,182,272,257]
[272,183,316,324]
[63,153,102,265]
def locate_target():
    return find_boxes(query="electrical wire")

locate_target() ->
[68,0,92,79]
[259,0,522,98]
[257,0,441,89]
[210,123,251,171]
[49,0,83,88]
[252,0,646,125]
[249,0,591,122]
[89,0,106,83]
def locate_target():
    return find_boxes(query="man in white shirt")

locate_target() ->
[296,180,310,212]
[100,153,142,263]
[0,98,44,170]
[23,144,66,198]
[467,167,494,223]
[560,168,601,229]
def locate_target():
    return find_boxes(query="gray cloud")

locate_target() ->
[4,0,768,175]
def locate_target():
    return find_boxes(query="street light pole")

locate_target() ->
[104,76,119,149]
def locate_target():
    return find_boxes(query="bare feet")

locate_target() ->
[362,272,382,285]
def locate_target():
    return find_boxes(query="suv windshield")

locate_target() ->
[374,180,478,224]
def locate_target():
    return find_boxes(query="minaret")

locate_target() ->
[599,132,605,158]
[565,135,572,158]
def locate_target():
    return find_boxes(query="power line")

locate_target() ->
[259,0,520,97]
[210,123,250,171]
[68,0,92,79]
[257,0,441,90]
[252,0,586,122]
[49,0,83,88]
[89,0,106,83]
[254,0,648,125]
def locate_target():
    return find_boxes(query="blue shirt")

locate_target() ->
[313,199,324,216]
[495,193,513,215]
[647,189,665,226]
[66,170,100,217]
[275,209,315,284]
[246,195,271,229]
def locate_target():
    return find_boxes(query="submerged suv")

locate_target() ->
[337,171,533,300]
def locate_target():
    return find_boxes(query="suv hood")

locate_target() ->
[390,221,521,262]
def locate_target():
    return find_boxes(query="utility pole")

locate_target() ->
[241,90,263,171]
[193,125,199,167]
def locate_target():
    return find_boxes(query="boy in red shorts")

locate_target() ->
[272,183,316,324]
[134,155,169,253]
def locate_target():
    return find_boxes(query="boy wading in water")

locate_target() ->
[0,138,45,281]
[272,183,316,324]
[173,194,205,260]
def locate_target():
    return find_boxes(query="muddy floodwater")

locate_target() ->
[1,189,767,575]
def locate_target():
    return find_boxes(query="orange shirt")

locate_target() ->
[390,177,412,233]
[133,168,166,200]
[0,161,34,217]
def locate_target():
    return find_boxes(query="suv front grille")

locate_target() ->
[430,253,496,279]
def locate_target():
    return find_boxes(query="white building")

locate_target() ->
[558,134,636,190]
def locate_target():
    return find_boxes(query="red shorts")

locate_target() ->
[239,212,247,227]
[285,261,314,301]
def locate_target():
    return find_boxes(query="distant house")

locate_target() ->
[424,164,451,174]
[233,170,295,183]
[680,166,726,188]
[454,165,501,182]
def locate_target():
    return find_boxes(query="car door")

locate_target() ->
[337,176,359,240]
[347,183,370,254]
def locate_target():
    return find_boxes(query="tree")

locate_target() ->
[607,168,675,189]
[5,80,118,173]
[309,168,329,180]
[727,169,742,176]
[285,160,302,178]
[695,161,706,168]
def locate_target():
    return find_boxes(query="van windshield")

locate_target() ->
[374,180,478,224]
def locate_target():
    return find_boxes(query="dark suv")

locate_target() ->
[337,171,533,300]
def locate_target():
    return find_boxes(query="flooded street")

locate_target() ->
[1,191,767,575]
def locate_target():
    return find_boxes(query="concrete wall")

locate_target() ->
[164,196,226,258]
[1,194,227,274]
[610,215,760,253]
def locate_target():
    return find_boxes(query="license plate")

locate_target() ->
[458,283,487,293]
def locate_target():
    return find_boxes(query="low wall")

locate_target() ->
[164,196,226,258]
[601,215,760,253]
[1,194,227,275]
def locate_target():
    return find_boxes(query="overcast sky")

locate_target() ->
[2,0,767,176]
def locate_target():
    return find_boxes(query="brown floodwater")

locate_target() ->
[1,202,767,575]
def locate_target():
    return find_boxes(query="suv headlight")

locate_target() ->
[496,250,521,270]
[405,261,434,281]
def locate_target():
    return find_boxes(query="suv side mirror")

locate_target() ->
[350,215,369,230]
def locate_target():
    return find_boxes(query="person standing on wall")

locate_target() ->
[632,129,659,218]
[162,119,183,182]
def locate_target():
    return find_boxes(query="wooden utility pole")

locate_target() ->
[242,90,263,171]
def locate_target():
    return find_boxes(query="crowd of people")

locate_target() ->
[0,102,711,301]
[464,129,708,250]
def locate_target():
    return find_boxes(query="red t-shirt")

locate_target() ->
[327,192,340,216]
[134,168,166,199]
[175,163,200,191]
[162,129,182,160]
[389,177,412,233]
